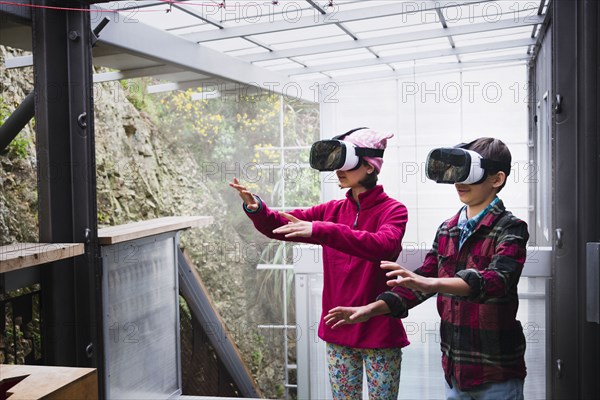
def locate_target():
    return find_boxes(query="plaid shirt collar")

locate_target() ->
[457,197,501,249]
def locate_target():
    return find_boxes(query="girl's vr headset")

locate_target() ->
[309,127,385,171]
[426,143,511,184]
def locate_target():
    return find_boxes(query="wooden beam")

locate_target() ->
[0,243,85,274]
[97,216,213,245]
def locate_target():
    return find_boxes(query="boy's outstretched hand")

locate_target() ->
[229,177,259,211]
[381,261,439,294]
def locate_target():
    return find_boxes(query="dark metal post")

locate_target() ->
[578,0,600,397]
[552,0,600,397]
[31,0,103,395]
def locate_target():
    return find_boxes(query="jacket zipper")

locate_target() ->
[353,202,361,228]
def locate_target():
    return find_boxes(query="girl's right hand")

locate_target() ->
[229,177,259,211]
[324,306,373,329]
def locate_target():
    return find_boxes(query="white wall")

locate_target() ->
[320,64,530,248]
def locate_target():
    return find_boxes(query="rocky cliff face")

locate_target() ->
[1,45,283,397]
[0,46,37,244]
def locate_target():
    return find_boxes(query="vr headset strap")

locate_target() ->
[333,127,385,157]
[481,159,511,175]
[455,140,511,175]
[355,148,385,158]
[332,127,369,140]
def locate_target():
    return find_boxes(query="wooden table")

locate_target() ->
[0,243,85,274]
[0,364,97,399]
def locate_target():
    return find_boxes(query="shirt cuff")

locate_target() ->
[376,291,409,318]
[455,269,484,301]
[243,195,263,214]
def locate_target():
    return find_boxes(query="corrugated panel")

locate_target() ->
[102,233,181,399]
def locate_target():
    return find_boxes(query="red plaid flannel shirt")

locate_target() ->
[378,199,529,390]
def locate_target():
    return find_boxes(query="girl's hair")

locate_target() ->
[466,137,512,192]
[358,160,379,189]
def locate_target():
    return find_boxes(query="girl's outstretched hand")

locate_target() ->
[272,212,313,238]
[229,177,259,211]
[381,261,438,294]
[324,306,373,329]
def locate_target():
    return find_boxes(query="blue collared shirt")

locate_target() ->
[457,196,500,249]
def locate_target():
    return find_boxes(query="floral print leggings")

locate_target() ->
[327,342,402,400]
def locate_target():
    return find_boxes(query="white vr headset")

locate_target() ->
[425,143,511,184]
[309,128,384,171]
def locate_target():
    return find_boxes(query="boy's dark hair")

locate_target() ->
[359,159,379,189]
[466,137,512,193]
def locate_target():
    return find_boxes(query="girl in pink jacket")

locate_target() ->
[230,128,408,399]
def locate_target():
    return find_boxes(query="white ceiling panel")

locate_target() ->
[459,47,531,61]
[1,0,548,95]
[201,37,256,52]
[453,26,534,45]
[251,24,349,47]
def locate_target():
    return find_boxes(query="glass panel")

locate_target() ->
[453,26,536,45]
[202,37,258,52]
[400,297,445,400]
[254,25,348,48]
[373,38,451,57]
[283,101,320,147]
[399,277,547,399]
[518,277,547,399]
[270,34,353,51]
[294,48,374,65]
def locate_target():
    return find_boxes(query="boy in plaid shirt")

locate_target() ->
[326,138,529,399]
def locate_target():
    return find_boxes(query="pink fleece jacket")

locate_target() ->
[244,185,410,349]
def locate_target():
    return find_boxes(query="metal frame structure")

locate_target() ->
[2,0,599,398]
[547,1,600,398]
[3,1,550,91]
[31,0,101,373]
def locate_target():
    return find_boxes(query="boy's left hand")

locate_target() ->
[272,212,313,238]
[381,261,438,294]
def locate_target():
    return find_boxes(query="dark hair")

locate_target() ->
[358,159,379,189]
[466,137,512,193]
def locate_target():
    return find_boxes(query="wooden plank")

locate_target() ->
[0,364,98,399]
[97,216,213,245]
[0,243,85,274]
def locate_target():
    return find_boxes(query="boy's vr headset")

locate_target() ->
[309,127,385,171]
[425,143,511,184]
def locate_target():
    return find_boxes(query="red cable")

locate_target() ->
[0,0,236,13]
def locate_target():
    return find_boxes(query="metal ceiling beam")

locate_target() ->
[0,0,31,22]
[147,78,242,94]
[90,5,316,102]
[148,77,317,101]
[0,24,33,50]
[181,0,492,42]
[435,5,460,63]
[93,65,184,83]
[4,56,190,83]
[5,55,33,69]
[286,38,536,76]
[174,3,286,54]
[147,77,322,103]
[173,2,224,28]
[315,55,530,84]
[241,14,545,63]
